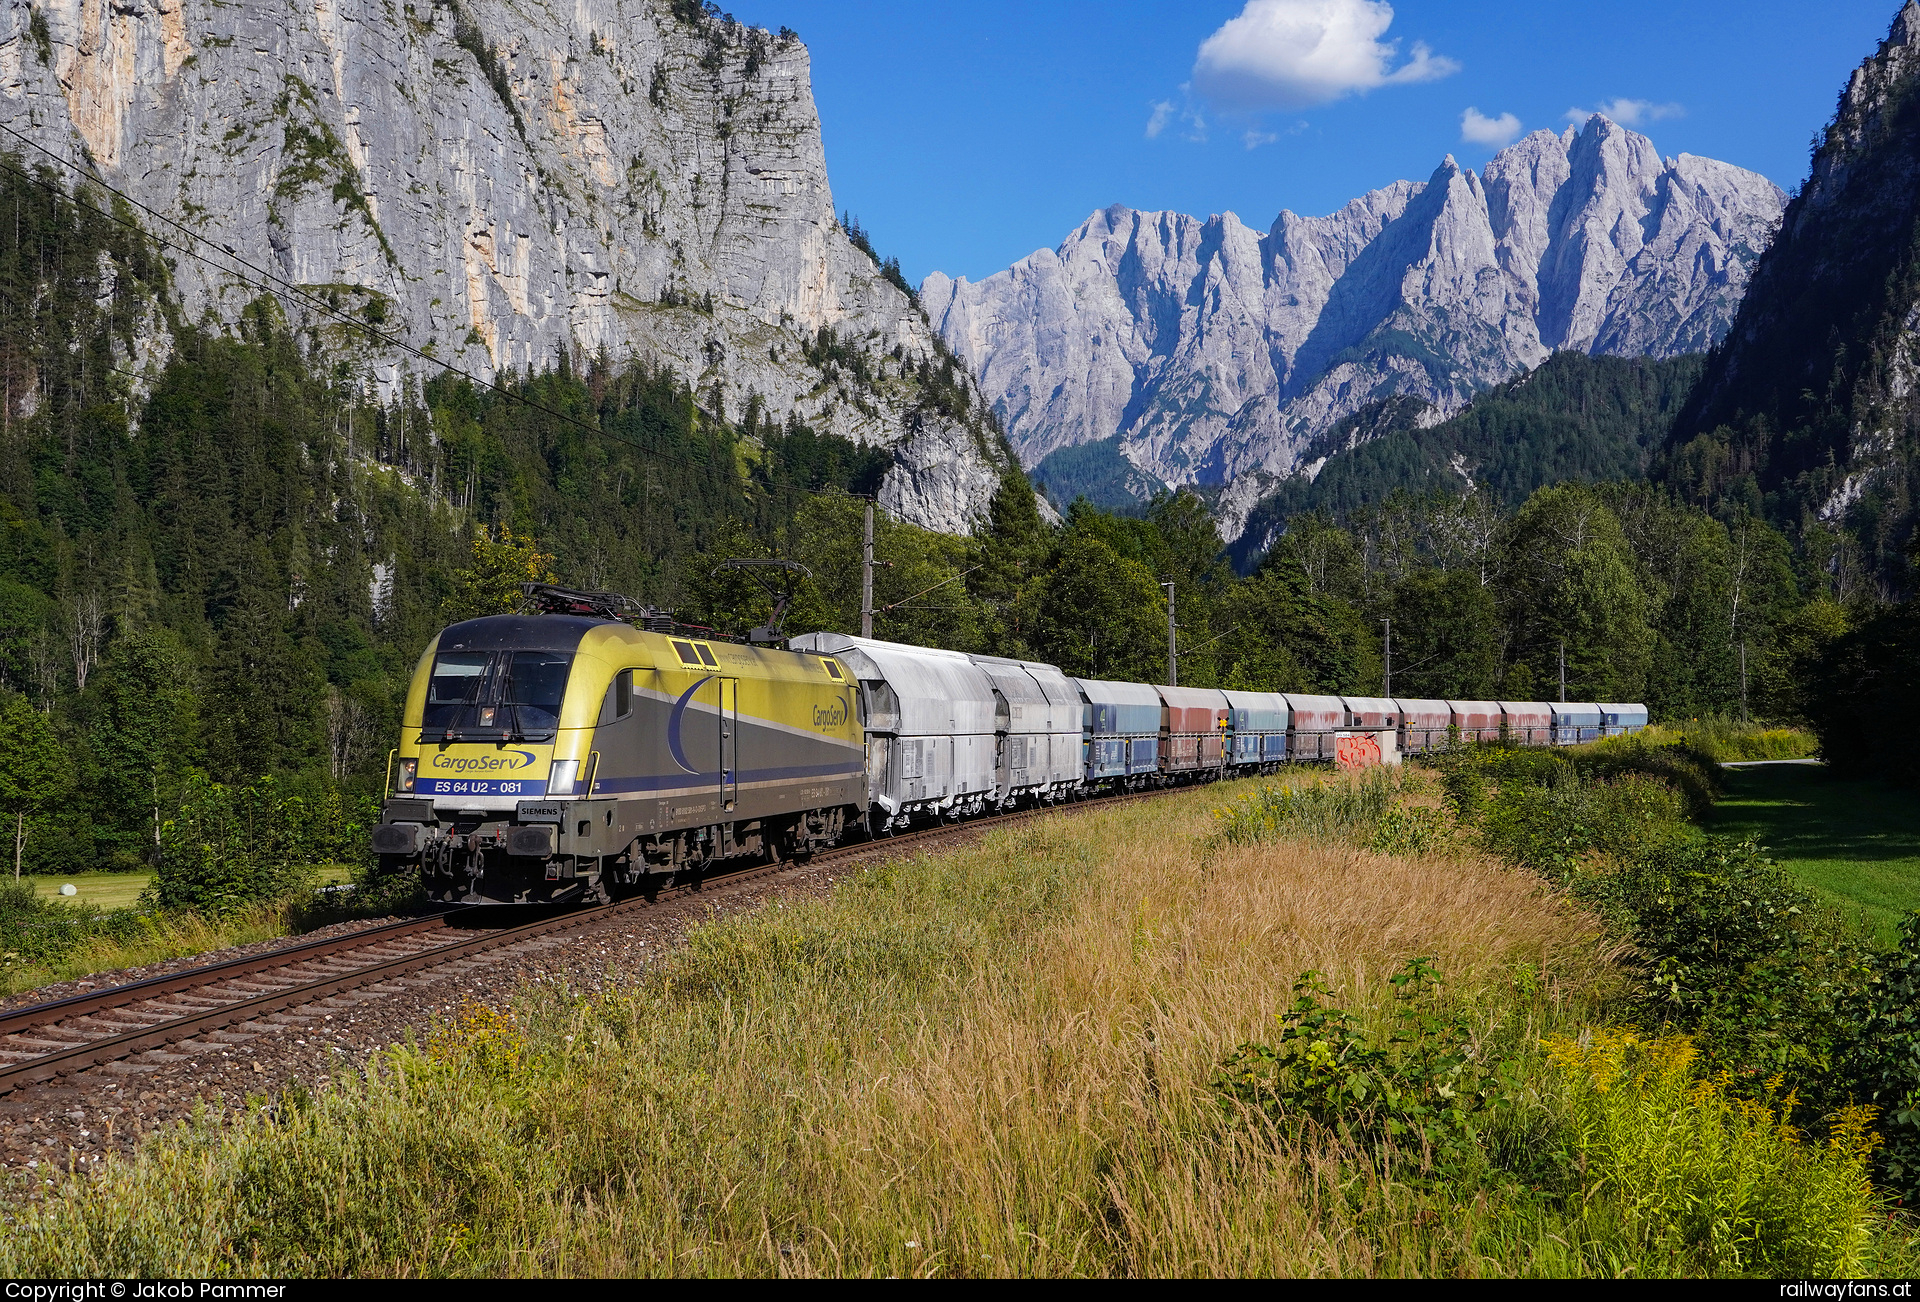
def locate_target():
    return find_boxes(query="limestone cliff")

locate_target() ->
[1670,0,1920,587]
[0,0,1009,533]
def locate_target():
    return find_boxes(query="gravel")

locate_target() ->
[0,833,968,1195]
[0,915,420,1018]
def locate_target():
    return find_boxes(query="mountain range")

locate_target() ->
[0,0,1012,533]
[922,117,1786,540]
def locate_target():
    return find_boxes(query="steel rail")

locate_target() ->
[0,779,1198,1095]
[0,912,468,1040]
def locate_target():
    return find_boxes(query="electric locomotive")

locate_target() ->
[372,586,865,903]
[372,585,1653,902]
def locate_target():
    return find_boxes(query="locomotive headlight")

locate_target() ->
[548,759,579,796]
[395,757,418,794]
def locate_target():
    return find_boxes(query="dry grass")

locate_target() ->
[7,776,1901,1277]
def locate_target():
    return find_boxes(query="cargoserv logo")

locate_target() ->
[428,750,539,774]
[813,694,852,730]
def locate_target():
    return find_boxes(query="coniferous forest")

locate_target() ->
[0,156,1867,877]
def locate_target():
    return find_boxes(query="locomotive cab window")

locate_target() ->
[601,669,634,724]
[423,652,490,728]
[502,652,573,732]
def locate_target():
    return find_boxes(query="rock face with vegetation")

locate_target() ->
[0,0,1010,532]
[1669,0,1920,590]
[925,117,1783,513]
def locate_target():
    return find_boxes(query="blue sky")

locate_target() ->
[723,1,1900,288]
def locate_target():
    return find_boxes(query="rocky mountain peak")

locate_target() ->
[926,118,1785,540]
[1669,1,1920,583]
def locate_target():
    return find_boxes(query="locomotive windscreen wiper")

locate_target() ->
[417,650,570,741]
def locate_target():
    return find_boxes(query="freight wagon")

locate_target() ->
[373,590,1647,902]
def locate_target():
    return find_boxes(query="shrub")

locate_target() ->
[1364,804,1449,855]
[1578,838,1877,1085]
[1434,741,1697,879]
[1645,717,1817,764]
[0,879,105,967]
[1842,912,1920,1200]
[1213,768,1409,847]
[152,775,326,916]
[1477,769,1691,880]
[1545,1029,1886,1276]
[1213,959,1520,1176]
[1574,732,1721,818]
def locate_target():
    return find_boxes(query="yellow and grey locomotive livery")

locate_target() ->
[372,595,864,903]
[374,585,1657,903]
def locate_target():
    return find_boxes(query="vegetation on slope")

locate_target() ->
[1234,352,1704,562]
[7,757,1916,1277]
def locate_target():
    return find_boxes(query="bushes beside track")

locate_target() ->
[1422,738,1920,1205]
[1214,740,1920,1213]
[7,773,1916,1276]
[0,775,405,995]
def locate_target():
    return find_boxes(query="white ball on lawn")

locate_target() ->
[59,884,76,896]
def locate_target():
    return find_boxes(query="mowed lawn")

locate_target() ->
[1711,762,1920,940]
[22,865,354,911]
[23,871,154,910]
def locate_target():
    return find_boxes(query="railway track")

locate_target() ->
[0,783,1188,1097]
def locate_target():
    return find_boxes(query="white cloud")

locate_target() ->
[1564,98,1684,128]
[1192,0,1459,110]
[1244,128,1280,149]
[1459,107,1521,148]
[1145,94,1208,143]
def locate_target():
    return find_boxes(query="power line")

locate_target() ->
[0,117,866,501]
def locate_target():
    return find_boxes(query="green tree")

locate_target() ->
[0,692,68,878]
[968,465,1054,657]
[1388,569,1498,699]
[1218,560,1374,694]
[87,631,200,867]
[1031,531,1165,680]
[1500,486,1653,701]
[1146,489,1234,684]
[1757,597,1848,722]
[154,774,321,914]
[441,524,557,623]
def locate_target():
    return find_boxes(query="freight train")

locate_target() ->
[372,588,1648,904]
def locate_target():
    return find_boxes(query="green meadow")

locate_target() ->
[22,865,354,913]
[1711,763,1920,941]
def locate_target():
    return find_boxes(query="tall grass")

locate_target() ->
[4,788,1631,1278]
[0,897,299,997]
[1213,768,1450,855]
[1648,718,1818,764]
[6,785,1910,1276]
